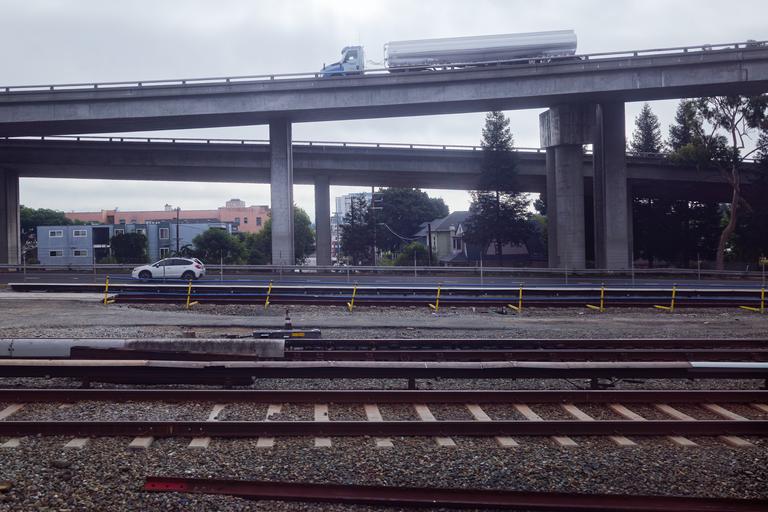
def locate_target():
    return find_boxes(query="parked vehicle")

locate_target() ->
[131,257,206,280]
[320,29,577,76]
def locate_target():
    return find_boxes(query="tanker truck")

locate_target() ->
[320,29,577,76]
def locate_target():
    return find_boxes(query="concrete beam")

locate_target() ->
[2,47,768,136]
[314,175,331,266]
[269,120,294,265]
[1,138,760,201]
[0,167,20,265]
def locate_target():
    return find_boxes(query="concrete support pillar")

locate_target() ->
[545,147,558,267]
[0,168,20,265]
[554,145,586,268]
[540,105,593,269]
[593,102,630,269]
[314,175,331,267]
[269,120,294,265]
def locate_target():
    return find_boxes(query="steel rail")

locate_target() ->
[1,360,766,384]
[1,388,764,404]
[282,338,768,350]
[142,477,768,511]
[2,39,764,92]
[0,419,765,437]
[68,346,768,362]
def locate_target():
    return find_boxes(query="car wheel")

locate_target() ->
[181,271,195,280]
[138,270,152,280]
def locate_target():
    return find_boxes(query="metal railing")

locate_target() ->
[2,135,690,161]
[1,40,764,93]
[1,263,765,282]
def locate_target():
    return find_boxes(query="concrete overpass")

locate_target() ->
[0,135,763,267]
[1,40,767,266]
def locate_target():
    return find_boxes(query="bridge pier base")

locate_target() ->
[540,105,593,269]
[269,120,295,266]
[314,175,331,266]
[593,102,631,269]
[0,168,20,265]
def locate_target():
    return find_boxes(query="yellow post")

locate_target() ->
[346,283,358,312]
[508,284,523,313]
[102,275,114,305]
[185,279,198,309]
[586,283,605,312]
[264,281,273,310]
[739,288,766,313]
[654,285,676,311]
[428,284,442,313]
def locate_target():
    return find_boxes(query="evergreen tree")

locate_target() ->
[668,100,703,151]
[629,103,663,154]
[463,111,531,265]
[110,232,148,264]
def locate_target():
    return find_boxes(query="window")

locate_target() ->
[244,217,248,224]
[136,228,146,235]
[234,217,240,224]
[118,219,125,224]
[72,249,88,257]
[49,230,63,238]
[256,217,262,226]
[73,229,88,238]
[114,229,124,236]
[159,228,170,240]
[159,247,170,257]
[452,237,462,251]
[49,250,63,257]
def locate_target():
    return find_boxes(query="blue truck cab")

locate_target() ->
[320,46,365,77]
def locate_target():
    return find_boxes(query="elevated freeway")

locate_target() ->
[0,136,760,199]
[1,42,767,136]
[1,40,767,268]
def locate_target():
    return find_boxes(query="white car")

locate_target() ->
[132,258,206,280]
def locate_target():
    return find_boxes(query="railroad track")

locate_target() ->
[2,359,767,385]
[9,280,768,309]
[0,389,766,449]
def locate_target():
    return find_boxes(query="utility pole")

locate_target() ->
[427,222,433,266]
[175,207,180,254]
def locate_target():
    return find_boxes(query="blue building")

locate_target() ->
[36,221,235,266]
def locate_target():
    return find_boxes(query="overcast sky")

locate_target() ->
[3,0,766,220]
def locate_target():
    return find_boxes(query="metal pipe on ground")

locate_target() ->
[142,477,768,511]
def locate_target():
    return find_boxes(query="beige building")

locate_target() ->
[65,199,270,234]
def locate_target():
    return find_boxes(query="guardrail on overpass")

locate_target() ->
[2,40,765,92]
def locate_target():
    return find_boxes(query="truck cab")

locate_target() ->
[320,46,365,77]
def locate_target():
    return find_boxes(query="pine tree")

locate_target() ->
[629,103,663,154]
[668,99,703,151]
[463,111,531,266]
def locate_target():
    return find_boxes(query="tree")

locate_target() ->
[463,111,531,266]
[110,232,148,263]
[339,196,375,265]
[685,95,768,269]
[191,229,245,264]
[239,206,315,264]
[668,100,704,151]
[629,103,663,154]
[731,130,768,262]
[19,206,74,242]
[375,188,448,253]
[393,242,431,266]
